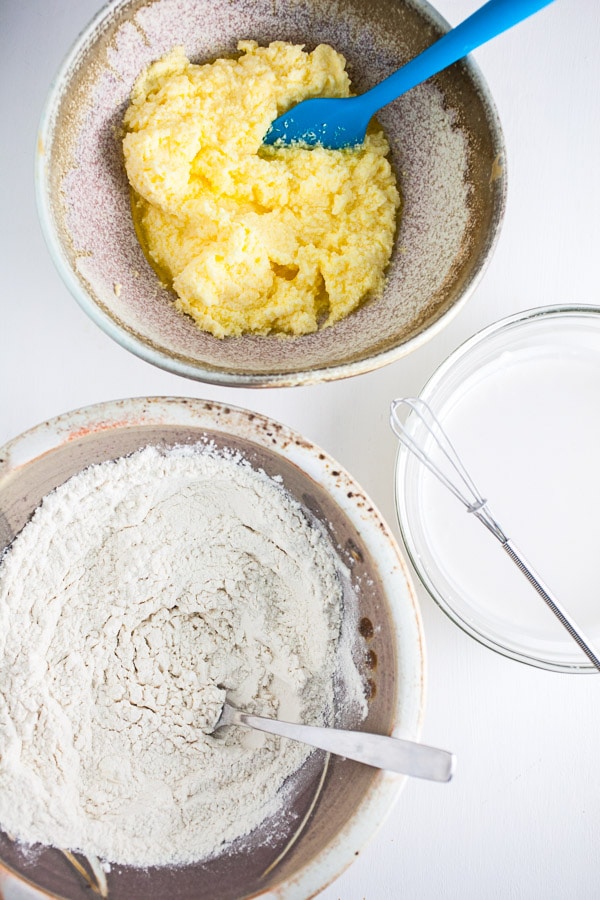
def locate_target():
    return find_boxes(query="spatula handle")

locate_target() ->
[365,0,555,113]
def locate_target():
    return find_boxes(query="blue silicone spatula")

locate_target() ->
[264,0,555,148]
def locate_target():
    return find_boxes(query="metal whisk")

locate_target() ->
[390,397,600,672]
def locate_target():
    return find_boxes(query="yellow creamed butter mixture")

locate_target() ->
[123,41,400,338]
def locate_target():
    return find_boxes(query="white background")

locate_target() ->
[1,1,599,898]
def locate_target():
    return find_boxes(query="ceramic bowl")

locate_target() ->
[36,0,505,387]
[0,397,424,900]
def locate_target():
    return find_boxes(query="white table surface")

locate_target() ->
[1,1,599,898]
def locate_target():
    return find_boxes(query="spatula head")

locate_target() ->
[263,95,368,148]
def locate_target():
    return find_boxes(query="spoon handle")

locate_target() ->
[364,0,555,113]
[225,706,455,782]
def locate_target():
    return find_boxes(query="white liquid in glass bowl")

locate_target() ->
[395,307,600,671]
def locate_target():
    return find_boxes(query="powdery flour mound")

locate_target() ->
[0,445,365,867]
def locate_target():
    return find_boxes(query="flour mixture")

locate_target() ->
[0,445,365,866]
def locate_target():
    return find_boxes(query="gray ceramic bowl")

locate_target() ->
[0,397,424,900]
[36,0,505,387]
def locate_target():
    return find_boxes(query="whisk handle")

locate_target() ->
[502,540,600,671]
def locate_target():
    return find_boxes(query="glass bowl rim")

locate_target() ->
[394,302,600,675]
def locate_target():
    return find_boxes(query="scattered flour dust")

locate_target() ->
[0,444,366,867]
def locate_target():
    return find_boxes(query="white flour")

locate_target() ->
[0,445,365,867]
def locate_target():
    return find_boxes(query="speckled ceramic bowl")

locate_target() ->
[0,397,424,900]
[36,0,505,387]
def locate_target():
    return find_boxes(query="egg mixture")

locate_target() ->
[123,41,400,338]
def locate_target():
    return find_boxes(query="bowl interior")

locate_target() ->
[38,0,505,385]
[0,399,422,899]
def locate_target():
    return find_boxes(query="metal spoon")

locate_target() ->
[212,700,456,782]
[263,0,554,149]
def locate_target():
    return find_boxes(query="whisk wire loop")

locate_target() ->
[390,398,506,541]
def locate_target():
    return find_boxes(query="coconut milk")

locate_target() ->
[416,342,600,656]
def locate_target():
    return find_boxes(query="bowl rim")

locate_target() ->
[0,395,426,900]
[394,302,600,675]
[34,0,507,388]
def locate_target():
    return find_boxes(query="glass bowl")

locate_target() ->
[35,0,505,387]
[395,305,600,674]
